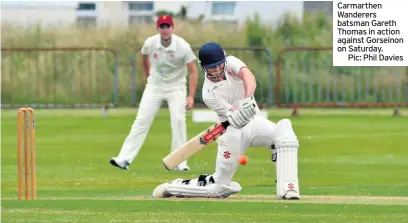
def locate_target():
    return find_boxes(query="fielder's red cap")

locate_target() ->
[157,15,174,27]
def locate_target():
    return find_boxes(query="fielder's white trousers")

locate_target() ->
[115,83,187,166]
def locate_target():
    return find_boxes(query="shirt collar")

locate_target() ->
[156,35,177,51]
[205,76,227,88]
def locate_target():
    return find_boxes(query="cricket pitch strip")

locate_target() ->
[3,195,408,205]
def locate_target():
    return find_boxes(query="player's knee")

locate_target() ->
[274,119,299,149]
[171,113,186,125]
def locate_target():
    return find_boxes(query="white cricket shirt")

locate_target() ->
[202,56,248,122]
[140,34,196,89]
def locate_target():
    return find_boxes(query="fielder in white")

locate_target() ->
[152,42,300,199]
[110,15,198,171]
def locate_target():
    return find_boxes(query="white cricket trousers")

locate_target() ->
[116,83,187,165]
[213,116,300,198]
[213,116,277,184]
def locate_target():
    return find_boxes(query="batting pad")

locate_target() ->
[276,147,299,198]
[154,178,241,198]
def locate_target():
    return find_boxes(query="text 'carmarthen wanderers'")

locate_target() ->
[337,2,382,10]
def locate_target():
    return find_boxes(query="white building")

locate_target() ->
[188,1,303,27]
[1,1,330,29]
[1,1,78,28]
[1,1,187,28]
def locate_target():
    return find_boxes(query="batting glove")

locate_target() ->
[238,96,259,120]
[226,110,250,129]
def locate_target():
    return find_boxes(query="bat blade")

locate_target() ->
[162,121,229,170]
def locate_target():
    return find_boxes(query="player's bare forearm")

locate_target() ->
[141,55,150,79]
[187,62,198,98]
[188,74,198,98]
[238,67,256,97]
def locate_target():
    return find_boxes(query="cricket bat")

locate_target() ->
[162,121,230,170]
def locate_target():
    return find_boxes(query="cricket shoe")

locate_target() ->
[282,190,300,200]
[109,157,129,170]
[175,162,190,171]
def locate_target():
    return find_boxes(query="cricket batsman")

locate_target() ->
[110,15,198,171]
[152,42,300,199]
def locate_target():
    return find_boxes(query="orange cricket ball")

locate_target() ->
[238,155,248,165]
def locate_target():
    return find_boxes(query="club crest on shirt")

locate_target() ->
[167,52,175,61]
[226,68,236,77]
[153,52,158,59]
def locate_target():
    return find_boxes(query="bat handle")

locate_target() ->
[221,121,230,129]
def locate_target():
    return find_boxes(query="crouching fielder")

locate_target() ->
[153,42,300,199]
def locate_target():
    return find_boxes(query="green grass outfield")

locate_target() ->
[1,108,408,222]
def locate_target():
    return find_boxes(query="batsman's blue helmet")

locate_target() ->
[198,42,227,82]
[198,42,226,68]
